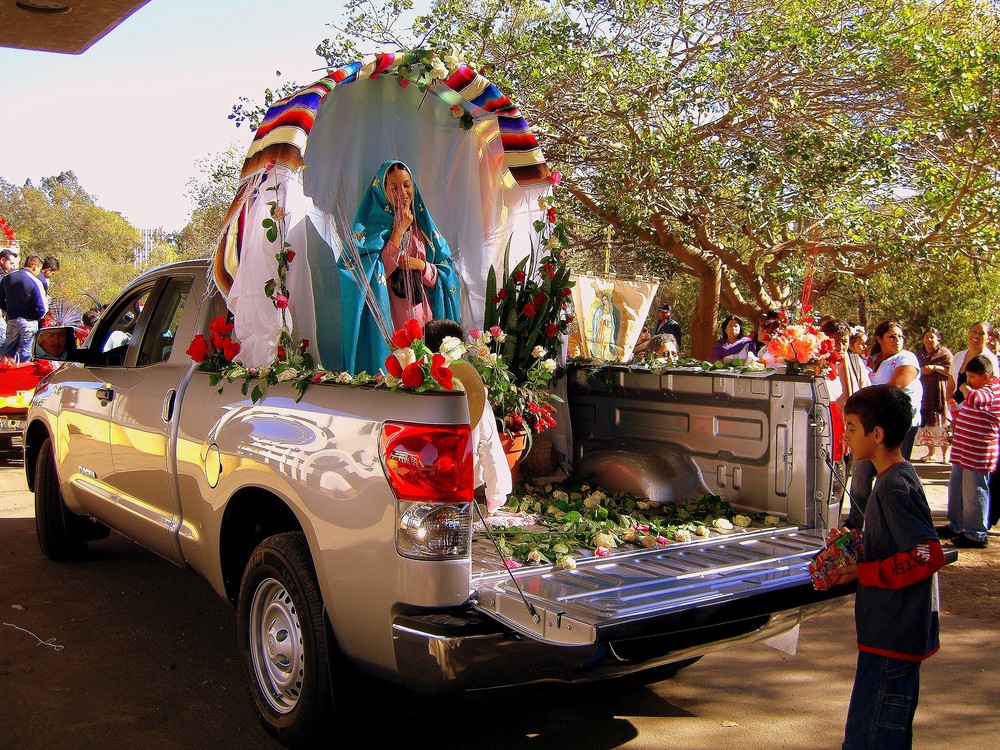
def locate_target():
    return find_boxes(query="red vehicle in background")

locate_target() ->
[0,358,56,448]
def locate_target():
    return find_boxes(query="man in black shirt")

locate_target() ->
[653,304,682,350]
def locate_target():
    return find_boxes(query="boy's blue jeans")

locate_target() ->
[947,464,989,542]
[843,651,921,750]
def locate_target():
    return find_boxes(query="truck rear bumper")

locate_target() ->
[391,588,851,692]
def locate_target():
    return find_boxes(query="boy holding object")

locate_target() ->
[827,384,944,750]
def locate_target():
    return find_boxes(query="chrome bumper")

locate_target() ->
[391,596,850,692]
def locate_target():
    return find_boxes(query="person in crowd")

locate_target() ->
[848,326,868,359]
[0,253,47,363]
[948,321,998,407]
[0,248,17,350]
[653,303,682,349]
[635,333,678,360]
[821,319,871,411]
[631,326,651,357]
[750,310,781,355]
[828,384,943,750]
[988,329,999,356]
[845,321,923,529]
[40,255,60,292]
[914,327,953,463]
[938,355,1000,549]
[711,315,754,363]
[423,319,511,515]
[821,319,872,517]
[339,160,461,375]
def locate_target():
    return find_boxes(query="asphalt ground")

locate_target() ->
[2,443,998,749]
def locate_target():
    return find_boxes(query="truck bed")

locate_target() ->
[471,522,830,646]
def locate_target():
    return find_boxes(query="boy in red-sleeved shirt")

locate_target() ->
[827,384,944,750]
[939,354,1000,548]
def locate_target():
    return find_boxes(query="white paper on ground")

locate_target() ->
[763,624,800,655]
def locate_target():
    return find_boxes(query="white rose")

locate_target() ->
[587,491,606,504]
[542,358,557,373]
[552,490,569,502]
[393,347,417,368]
[527,549,543,564]
[546,235,561,250]
[532,345,546,358]
[439,336,466,360]
[444,47,462,72]
[733,514,752,528]
[764,515,780,526]
[593,533,617,549]
[336,372,352,383]
[583,496,601,509]
[429,60,448,79]
[481,331,492,344]
[495,331,507,343]
[674,529,692,543]
[554,555,577,571]
[696,525,711,537]
[713,518,734,530]
[384,375,401,388]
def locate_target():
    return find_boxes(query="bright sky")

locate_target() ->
[0,1,352,231]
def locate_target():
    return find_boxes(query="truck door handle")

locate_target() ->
[162,389,176,423]
[96,386,114,402]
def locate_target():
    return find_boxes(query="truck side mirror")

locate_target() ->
[32,326,79,362]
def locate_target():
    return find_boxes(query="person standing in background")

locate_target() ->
[914,328,953,463]
[653,304,682,350]
[0,253,48,362]
[0,248,18,351]
[40,256,60,294]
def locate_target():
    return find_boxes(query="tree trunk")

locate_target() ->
[689,263,723,360]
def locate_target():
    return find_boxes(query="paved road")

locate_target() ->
[2,445,998,749]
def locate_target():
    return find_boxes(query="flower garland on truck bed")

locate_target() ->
[482,481,781,569]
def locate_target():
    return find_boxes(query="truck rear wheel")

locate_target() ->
[238,532,335,748]
[35,438,108,560]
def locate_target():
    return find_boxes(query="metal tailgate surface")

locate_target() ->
[472,527,827,646]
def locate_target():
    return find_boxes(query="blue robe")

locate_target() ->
[338,160,462,374]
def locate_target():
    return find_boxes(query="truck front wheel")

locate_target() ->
[35,438,108,560]
[238,532,335,748]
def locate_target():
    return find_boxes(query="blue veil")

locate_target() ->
[338,160,462,374]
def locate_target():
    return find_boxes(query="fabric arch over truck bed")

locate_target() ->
[212,52,553,371]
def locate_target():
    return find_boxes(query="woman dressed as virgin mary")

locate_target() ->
[339,160,462,374]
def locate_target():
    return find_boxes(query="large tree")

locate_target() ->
[0,171,162,309]
[302,0,1000,356]
[174,145,243,259]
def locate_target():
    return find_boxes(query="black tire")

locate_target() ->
[238,532,335,748]
[35,438,107,560]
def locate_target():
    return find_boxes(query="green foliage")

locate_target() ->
[0,171,145,308]
[175,145,243,259]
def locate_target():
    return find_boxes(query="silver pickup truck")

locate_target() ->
[25,259,853,747]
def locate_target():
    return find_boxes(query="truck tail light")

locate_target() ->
[829,402,845,462]
[381,422,474,560]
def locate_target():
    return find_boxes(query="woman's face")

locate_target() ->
[878,326,904,357]
[384,168,414,210]
[725,318,741,341]
[850,334,867,355]
[923,331,939,352]
[968,322,989,350]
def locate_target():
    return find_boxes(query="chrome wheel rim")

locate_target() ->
[249,577,305,715]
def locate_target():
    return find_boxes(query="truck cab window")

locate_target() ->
[137,277,194,367]
[95,289,152,363]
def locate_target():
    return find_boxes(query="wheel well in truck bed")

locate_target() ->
[219,488,303,604]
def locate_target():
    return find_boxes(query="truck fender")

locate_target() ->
[571,442,710,504]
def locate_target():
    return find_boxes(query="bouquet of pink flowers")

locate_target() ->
[762,306,840,378]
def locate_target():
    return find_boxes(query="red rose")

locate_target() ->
[514,270,526,283]
[547,207,557,222]
[399,77,410,88]
[405,318,423,342]
[545,323,558,338]
[542,263,555,279]
[430,353,453,390]
[566,315,575,324]
[533,292,546,307]
[277,345,286,359]
[286,250,296,263]
[522,303,536,317]
[222,339,241,361]
[561,287,572,297]
[186,335,210,362]
[401,361,425,387]
[497,289,509,300]
[384,354,403,378]
[392,318,424,348]
[211,333,226,350]
[208,317,234,337]
[300,339,309,351]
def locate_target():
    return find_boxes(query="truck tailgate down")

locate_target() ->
[472,527,835,646]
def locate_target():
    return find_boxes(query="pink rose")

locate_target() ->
[274,294,289,309]
[469,327,482,340]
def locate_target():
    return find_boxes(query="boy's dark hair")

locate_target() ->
[844,384,911,448]
[966,354,995,377]
[423,319,465,352]
[42,255,60,271]
[821,319,850,340]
